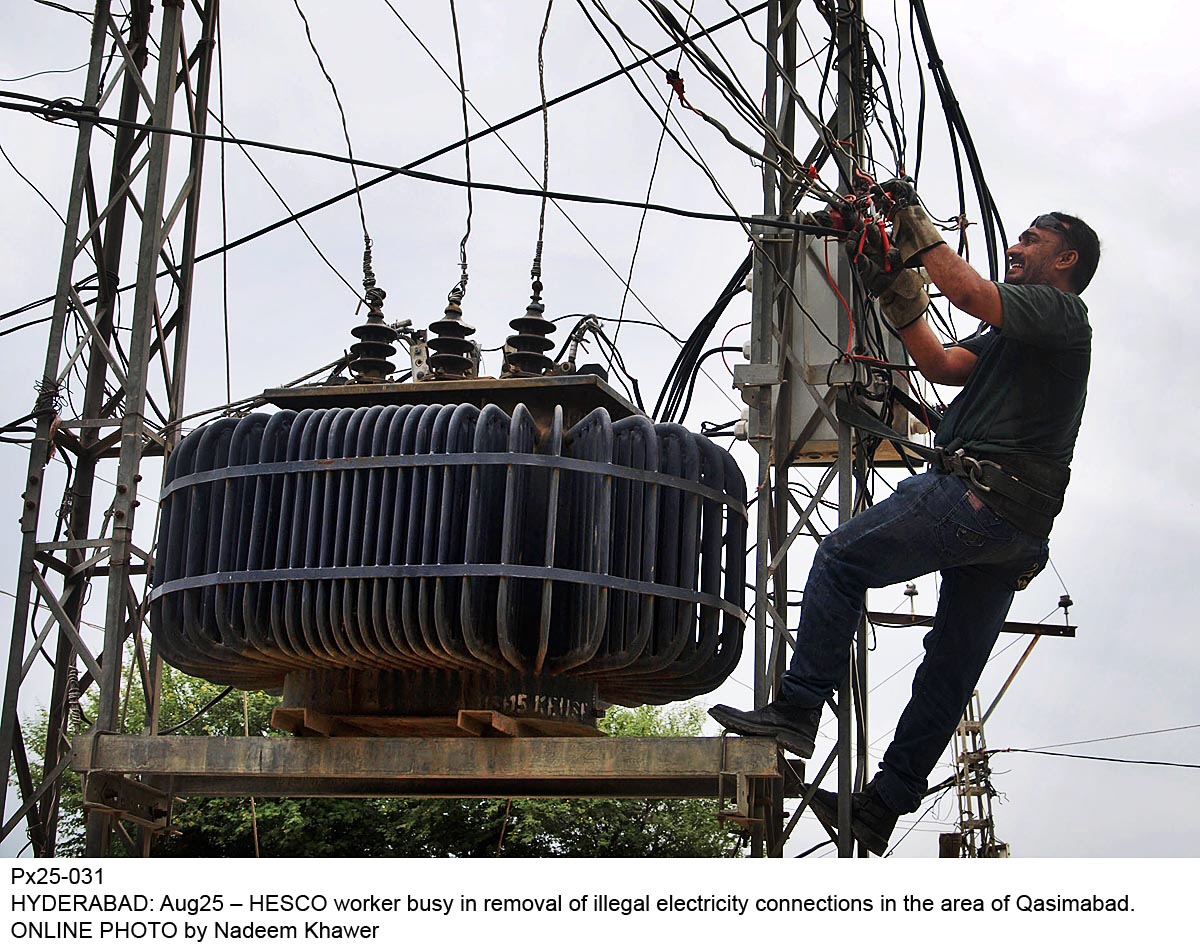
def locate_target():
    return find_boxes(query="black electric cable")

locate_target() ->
[883,784,953,857]
[574,8,843,361]
[0,62,89,84]
[381,0,669,335]
[159,686,236,735]
[994,749,1200,771]
[552,312,685,343]
[1029,723,1200,751]
[0,95,853,234]
[527,0,555,300]
[290,0,375,282]
[447,0,473,304]
[0,4,776,325]
[910,0,1006,278]
[32,0,92,23]
[654,252,750,422]
[607,0,694,374]
[675,346,741,425]
[203,105,360,300]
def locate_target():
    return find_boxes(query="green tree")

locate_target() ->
[14,668,743,858]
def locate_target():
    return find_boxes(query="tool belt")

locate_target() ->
[934,446,1069,539]
[835,398,1069,538]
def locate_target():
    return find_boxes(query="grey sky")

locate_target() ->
[1,0,1196,858]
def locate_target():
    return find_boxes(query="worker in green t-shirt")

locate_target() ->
[711,188,1100,855]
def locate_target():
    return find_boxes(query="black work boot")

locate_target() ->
[707,698,821,757]
[805,777,900,856]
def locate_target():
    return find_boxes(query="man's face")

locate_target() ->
[1004,222,1070,286]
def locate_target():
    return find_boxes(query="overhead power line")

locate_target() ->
[381,0,666,332]
[1,2,771,327]
[0,93,847,237]
[1029,722,1200,752]
[994,749,1200,771]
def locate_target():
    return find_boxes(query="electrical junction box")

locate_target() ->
[737,228,923,467]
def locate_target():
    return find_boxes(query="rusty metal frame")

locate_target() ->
[69,736,782,800]
[0,0,783,858]
[0,0,220,858]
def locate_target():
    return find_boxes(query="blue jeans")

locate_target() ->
[780,471,1049,814]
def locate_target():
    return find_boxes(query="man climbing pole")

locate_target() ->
[710,182,1100,855]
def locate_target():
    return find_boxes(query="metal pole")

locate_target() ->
[85,1,188,857]
[834,0,865,859]
[752,0,781,717]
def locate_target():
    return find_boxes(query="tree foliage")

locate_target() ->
[14,667,743,858]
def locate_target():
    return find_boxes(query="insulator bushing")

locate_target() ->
[503,292,556,376]
[427,300,476,378]
[350,288,397,381]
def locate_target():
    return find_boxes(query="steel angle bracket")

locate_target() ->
[716,771,762,831]
[81,771,173,833]
[733,363,783,395]
[715,734,774,833]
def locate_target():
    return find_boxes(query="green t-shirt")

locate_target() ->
[934,283,1091,465]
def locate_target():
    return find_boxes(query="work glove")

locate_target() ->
[877,177,919,210]
[878,268,929,330]
[891,205,946,265]
[877,178,946,265]
[844,221,904,296]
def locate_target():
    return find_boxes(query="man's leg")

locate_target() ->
[710,473,971,754]
[781,472,970,708]
[873,564,1017,814]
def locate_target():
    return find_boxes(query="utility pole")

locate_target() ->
[948,691,1009,858]
[0,0,218,857]
[742,0,878,857]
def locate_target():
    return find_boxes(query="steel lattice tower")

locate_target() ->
[0,0,219,857]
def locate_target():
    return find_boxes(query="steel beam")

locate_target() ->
[72,736,781,800]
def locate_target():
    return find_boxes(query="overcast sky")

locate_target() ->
[1,1,1197,858]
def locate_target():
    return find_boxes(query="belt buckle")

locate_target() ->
[965,456,1004,494]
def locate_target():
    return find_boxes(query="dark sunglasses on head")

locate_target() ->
[1030,214,1075,247]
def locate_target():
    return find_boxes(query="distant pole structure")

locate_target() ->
[0,0,219,857]
[741,0,897,857]
[948,691,1009,858]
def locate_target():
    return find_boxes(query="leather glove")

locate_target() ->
[878,177,919,209]
[878,268,929,330]
[891,204,946,265]
[845,222,904,295]
[876,178,945,264]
